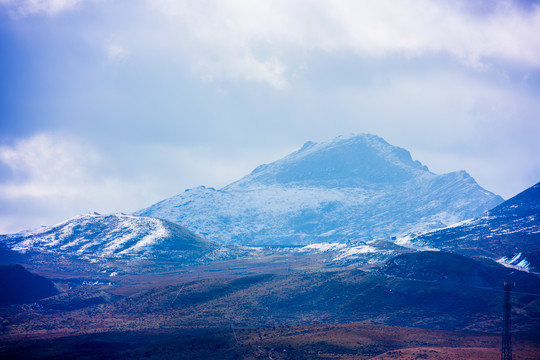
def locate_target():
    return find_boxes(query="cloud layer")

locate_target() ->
[1,0,539,232]
[4,0,540,87]
[143,0,540,87]
[0,133,293,233]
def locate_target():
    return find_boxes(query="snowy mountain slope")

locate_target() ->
[136,134,503,246]
[397,182,540,270]
[0,213,221,261]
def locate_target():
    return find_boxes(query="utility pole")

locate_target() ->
[501,280,512,360]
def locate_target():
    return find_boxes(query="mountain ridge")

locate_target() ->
[227,134,431,189]
[397,181,540,270]
[0,213,220,261]
[136,134,503,245]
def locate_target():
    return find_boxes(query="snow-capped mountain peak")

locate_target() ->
[136,134,503,246]
[228,134,430,189]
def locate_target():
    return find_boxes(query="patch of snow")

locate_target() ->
[509,253,522,264]
[497,253,531,272]
[121,218,169,254]
[82,280,104,286]
[394,235,439,252]
[516,258,531,269]
[332,245,378,261]
[301,243,347,252]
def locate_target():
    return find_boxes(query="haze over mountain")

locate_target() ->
[398,181,540,271]
[136,134,503,246]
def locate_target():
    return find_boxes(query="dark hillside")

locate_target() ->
[382,251,540,293]
[0,264,59,305]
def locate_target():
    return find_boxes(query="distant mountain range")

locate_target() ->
[397,181,540,271]
[2,134,526,268]
[136,134,503,246]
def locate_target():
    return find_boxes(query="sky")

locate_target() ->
[1,0,540,234]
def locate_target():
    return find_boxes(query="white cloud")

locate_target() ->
[193,54,287,89]
[0,133,100,232]
[140,0,540,87]
[0,134,181,234]
[0,0,82,16]
[0,133,100,199]
[3,0,540,87]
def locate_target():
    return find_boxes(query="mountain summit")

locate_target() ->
[136,134,503,245]
[229,134,429,188]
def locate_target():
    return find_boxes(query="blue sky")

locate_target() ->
[1,0,540,233]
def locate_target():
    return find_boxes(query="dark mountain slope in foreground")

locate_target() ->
[399,182,540,270]
[136,134,503,245]
[0,264,59,305]
[382,251,539,293]
[2,252,538,336]
[0,247,538,359]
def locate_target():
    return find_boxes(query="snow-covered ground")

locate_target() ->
[497,253,531,272]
